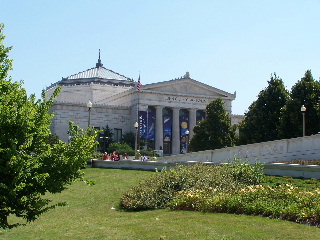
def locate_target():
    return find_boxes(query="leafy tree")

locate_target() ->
[121,131,135,149]
[238,73,289,144]
[189,98,237,151]
[279,70,320,138]
[0,24,98,229]
[44,134,59,145]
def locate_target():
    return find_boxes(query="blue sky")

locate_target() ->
[2,0,320,115]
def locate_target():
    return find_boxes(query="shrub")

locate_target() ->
[224,158,265,186]
[119,158,265,211]
[92,151,103,159]
[108,142,134,156]
[170,184,320,227]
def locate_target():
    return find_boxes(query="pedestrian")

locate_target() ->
[103,152,108,160]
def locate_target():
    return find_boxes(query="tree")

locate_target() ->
[188,98,237,151]
[238,73,289,144]
[0,24,98,229]
[121,131,135,149]
[279,70,320,138]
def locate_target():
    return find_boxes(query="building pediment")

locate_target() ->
[95,75,236,107]
[142,77,236,99]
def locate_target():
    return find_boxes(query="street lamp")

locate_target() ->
[134,122,139,155]
[185,130,189,153]
[87,100,92,127]
[301,105,306,137]
[301,105,306,136]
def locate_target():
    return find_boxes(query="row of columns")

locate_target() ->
[154,106,199,155]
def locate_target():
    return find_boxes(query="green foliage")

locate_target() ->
[140,149,157,157]
[120,131,135,149]
[108,142,134,156]
[171,183,320,226]
[44,134,59,146]
[264,175,320,191]
[279,70,320,138]
[119,159,264,211]
[189,98,237,151]
[238,73,289,145]
[0,24,12,81]
[92,151,104,159]
[224,158,265,186]
[0,25,99,229]
[4,169,319,240]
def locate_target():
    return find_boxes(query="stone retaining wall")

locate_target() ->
[156,134,320,164]
[91,160,320,179]
[91,134,320,179]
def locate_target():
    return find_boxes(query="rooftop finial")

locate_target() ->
[183,71,190,79]
[96,49,103,67]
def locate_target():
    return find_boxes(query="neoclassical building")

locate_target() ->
[46,54,241,155]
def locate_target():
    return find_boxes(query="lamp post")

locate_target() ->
[185,130,189,153]
[301,105,306,137]
[87,100,92,127]
[134,122,139,155]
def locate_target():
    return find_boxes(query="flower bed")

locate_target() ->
[119,159,320,227]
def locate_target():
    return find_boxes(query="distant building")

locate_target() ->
[46,53,242,155]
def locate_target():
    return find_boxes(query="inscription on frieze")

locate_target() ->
[165,96,207,103]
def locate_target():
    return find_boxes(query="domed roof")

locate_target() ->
[60,50,133,84]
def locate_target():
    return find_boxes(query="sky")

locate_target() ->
[1,0,320,115]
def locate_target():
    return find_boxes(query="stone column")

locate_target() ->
[189,109,197,139]
[155,106,163,150]
[172,108,180,155]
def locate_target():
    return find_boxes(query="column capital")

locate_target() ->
[154,105,164,110]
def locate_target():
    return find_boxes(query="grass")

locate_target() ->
[264,175,320,190]
[1,168,320,240]
[272,159,320,165]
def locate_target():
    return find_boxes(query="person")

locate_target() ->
[135,150,141,160]
[123,153,128,160]
[114,152,120,161]
[151,154,157,161]
[141,154,148,161]
[111,151,116,161]
[103,152,108,160]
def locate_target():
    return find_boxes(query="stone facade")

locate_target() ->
[47,56,242,155]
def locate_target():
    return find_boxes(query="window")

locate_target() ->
[114,128,122,142]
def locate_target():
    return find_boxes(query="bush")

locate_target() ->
[92,151,103,159]
[108,142,134,156]
[170,184,320,226]
[119,158,265,211]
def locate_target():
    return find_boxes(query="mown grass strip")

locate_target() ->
[1,168,320,240]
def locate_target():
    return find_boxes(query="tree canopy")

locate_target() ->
[189,98,237,151]
[279,70,320,138]
[0,24,98,229]
[238,73,289,144]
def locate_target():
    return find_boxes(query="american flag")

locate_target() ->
[137,74,141,91]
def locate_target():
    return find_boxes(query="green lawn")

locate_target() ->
[1,168,320,240]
